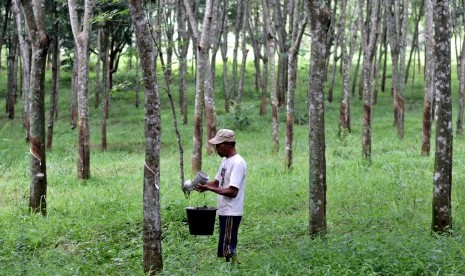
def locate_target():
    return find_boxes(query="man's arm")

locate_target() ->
[196,179,239,198]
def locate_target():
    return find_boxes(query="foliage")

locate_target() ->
[1,62,465,275]
[218,101,253,131]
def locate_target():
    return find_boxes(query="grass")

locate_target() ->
[1,65,465,275]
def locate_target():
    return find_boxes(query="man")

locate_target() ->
[196,129,247,263]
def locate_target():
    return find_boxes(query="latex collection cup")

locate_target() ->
[183,179,194,191]
[192,171,209,187]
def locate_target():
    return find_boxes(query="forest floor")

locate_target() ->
[1,71,465,275]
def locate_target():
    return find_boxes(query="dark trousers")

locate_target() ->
[217,215,242,258]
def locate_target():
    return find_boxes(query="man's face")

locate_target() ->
[214,142,227,157]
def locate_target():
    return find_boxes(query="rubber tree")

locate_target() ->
[184,0,216,172]
[262,0,279,152]
[360,0,381,161]
[128,0,163,272]
[20,0,50,215]
[47,1,61,150]
[285,0,306,169]
[385,0,408,139]
[306,0,330,237]
[338,0,359,136]
[176,0,190,125]
[421,0,435,156]
[432,0,453,234]
[12,0,31,141]
[6,15,18,120]
[68,0,95,179]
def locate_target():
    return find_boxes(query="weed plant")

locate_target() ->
[1,66,465,275]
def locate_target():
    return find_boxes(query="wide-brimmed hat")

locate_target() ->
[208,129,236,144]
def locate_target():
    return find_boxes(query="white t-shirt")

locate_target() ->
[215,154,247,216]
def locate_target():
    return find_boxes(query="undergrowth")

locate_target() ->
[1,66,465,275]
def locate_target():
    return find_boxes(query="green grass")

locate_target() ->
[1,66,465,275]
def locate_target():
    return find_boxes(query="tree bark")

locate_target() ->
[360,0,380,161]
[20,0,50,215]
[285,0,306,169]
[456,38,465,135]
[273,0,289,107]
[0,0,11,75]
[230,0,242,101]
[307,0,330,237]
[385,0,408,139]
[94,27,102,109]
[176,0,190,124]
[432,0,453,234]
[68,0,95,179]
[263,0,279,152]
[128,0,163,272]
[135,51,140,108]
[47,13,60,150]
[220,0,230,113]
[237,0,249,110]
[421,0,434,156]
[12,0,31,140]
[70,47,78,129]
[203,0,218,156]
[184,0,216,171]
[338,0,358,135]
[6,21,18,120]
[101,26,110,151]
[404,0,424,84]
[248,2,267,116]
[209,0,222,98]
[351,46,362,97]
[163,0,175,85]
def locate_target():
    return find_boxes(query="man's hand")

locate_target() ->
[195,184,208,193]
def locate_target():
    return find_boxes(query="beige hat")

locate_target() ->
[208,129,236,144]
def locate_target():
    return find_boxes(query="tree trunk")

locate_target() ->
[94,27,102,109]
[47,16,60,150]
[273,0,289,107]
[236,0,249,110]
[381,23,388,93]
[230,0,242,101]
[307,0,330,237]
[163,0,175,85]
[184,0,215,172]
[360,0,380,161]
[209,0,222,95]
[70,47,78,129]
[285,0,306,169]
[421,0,434,156]
[351,46,362,97]
[248,2,267,116]
[12,0,31,140]
[432,0,452,234]
[68,0,95,179]
[203,0,218,156]
[0,0,11,75]
[6,25,18,120]
[20,0,50,216]
[386,0,408,139]
[327,14,340,105]
[220,0,230,113]
[456,39,465,135]
[176,0,190,124]
[338,0,357,135]
[405,0,424,84]
[128,0,163,272]
[101,26,110,151]
[263,0,279,152]
[135,52,140,108]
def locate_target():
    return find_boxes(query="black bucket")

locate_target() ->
[186,207,217,235]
